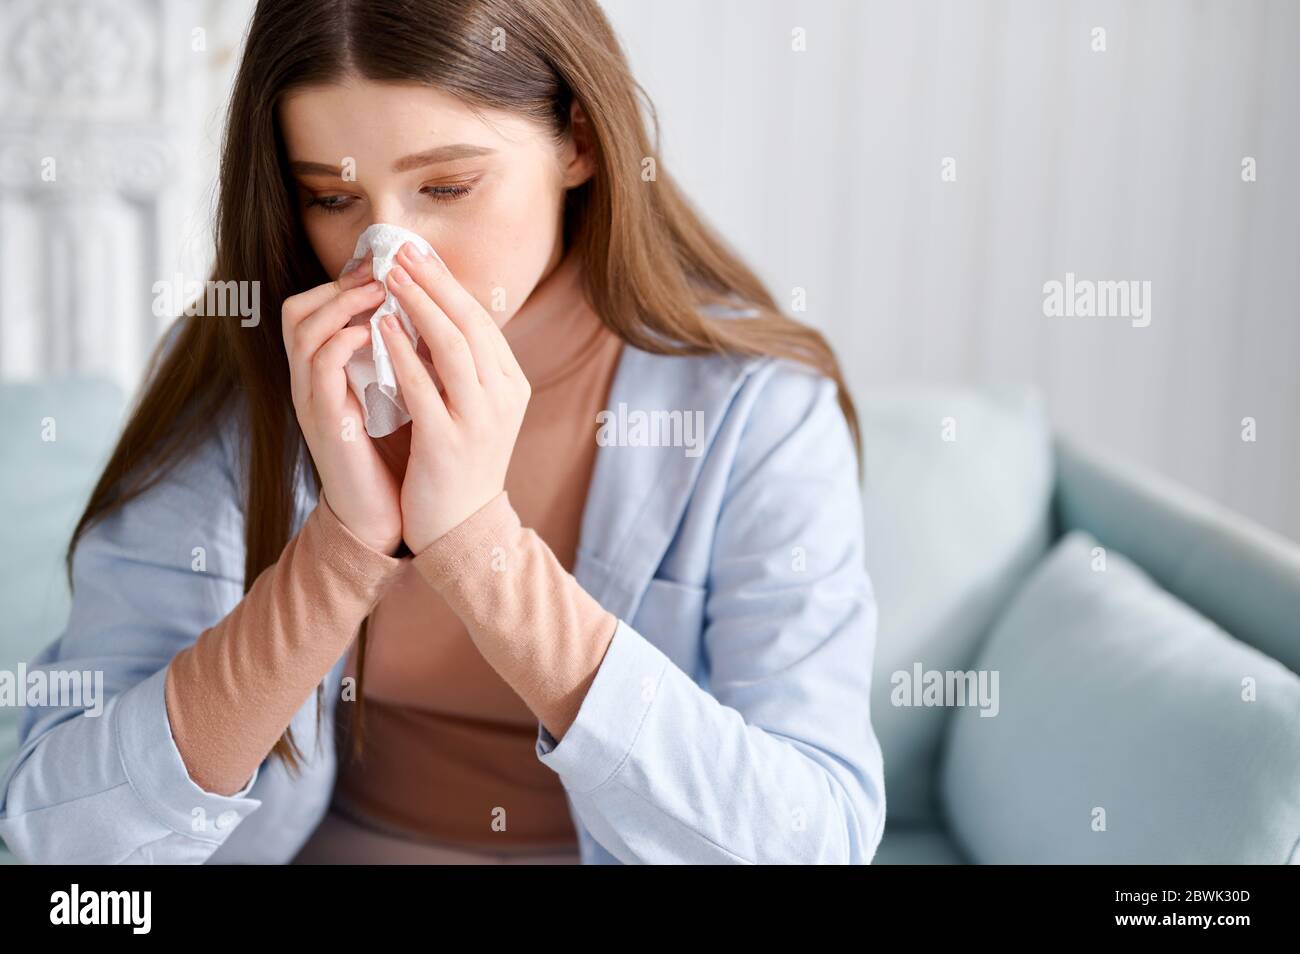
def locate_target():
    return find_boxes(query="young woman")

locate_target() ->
[0,0,885,865]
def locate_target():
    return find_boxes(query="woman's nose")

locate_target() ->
[366,193,415,229]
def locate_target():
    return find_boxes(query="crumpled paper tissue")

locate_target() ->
[339,223,445,438]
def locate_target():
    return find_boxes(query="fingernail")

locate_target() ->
[383,314,399,332]
[389,265,412,286]
[401,242,429,263]
[367,280,384,292]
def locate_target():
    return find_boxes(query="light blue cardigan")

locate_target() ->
[0,320,887,864]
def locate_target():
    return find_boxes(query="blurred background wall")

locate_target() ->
[1,0,1296,539]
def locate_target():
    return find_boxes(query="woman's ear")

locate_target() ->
[562,98,597,188]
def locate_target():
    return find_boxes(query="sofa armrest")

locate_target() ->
[1052,435,1300,674]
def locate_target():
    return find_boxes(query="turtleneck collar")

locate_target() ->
[500,242,610,391]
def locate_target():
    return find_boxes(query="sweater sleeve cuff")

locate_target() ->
[408,490,619,740]
[409,490,521,589]
[314,489,410,593]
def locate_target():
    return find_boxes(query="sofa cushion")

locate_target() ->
[939,530,1300,863]
[861,385,1053,823]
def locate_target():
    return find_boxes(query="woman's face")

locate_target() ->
[279,77,593,327]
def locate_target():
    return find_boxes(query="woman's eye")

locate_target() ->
[421,183,473,203]
[305,194,354,215]
[303,183,472,215]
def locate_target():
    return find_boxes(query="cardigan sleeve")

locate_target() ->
[529,365,886,863]
[0,391,405,863]
[164,490,410,796]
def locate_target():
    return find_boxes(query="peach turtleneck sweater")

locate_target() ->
[163,242,624,853]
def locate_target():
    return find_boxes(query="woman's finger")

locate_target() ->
[396,242,508,382]
[288,278,379,417]
[338,249,374,288]
[487,316,526,381]
[283,253,374,335]
[378,312,451,432]
[469,302,526,382]
[386,265,480,411]
[309,323,372,413]
[294,281,385,365]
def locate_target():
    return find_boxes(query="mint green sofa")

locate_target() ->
[863,388,1300,864]
[1,378,130,865]
[3,379,1298,864]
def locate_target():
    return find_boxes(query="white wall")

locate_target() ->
[3,0,1295,539]
[0,0,254,388]
[601,0,1300,541]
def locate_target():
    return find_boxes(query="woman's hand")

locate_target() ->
[377,241,531,555]
[282,252,406,555]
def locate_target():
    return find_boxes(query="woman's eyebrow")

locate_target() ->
[392,143,496,172]
[289,144,496,178]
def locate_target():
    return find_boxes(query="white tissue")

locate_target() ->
[340,223,446,438]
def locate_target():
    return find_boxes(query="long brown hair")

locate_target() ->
[68,0,863,776]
